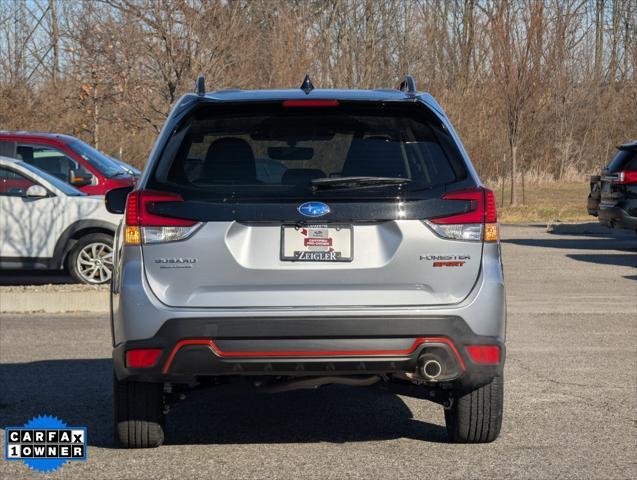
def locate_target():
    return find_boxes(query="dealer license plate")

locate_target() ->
[281,225,353,262]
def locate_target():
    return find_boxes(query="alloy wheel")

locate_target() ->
[76,241,113,284]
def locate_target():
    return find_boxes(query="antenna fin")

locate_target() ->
[300,74,314,94]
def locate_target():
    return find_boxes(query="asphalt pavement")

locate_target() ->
[1,224,635,479]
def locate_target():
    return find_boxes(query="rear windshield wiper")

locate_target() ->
[311,176,412,190]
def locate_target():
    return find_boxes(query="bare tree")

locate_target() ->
[595,0,605,80]
[0,0,633,179]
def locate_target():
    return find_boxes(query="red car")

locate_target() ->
[0,131,136,195]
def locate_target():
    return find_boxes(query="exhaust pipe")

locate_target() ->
[420,359,443,380]
[414,345,462,382]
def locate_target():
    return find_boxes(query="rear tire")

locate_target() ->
[113,374,165,448]
[445,374,503,443]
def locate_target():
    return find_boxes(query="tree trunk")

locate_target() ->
[13,0,24,82]
[624,1,630,80]
[521,166,525,205]
[50,0,59,84]
[460,0,475,86]
[510,143,518,206]
[93,87,99,149]
[609,0,623,82]
[595,0,605,80]
[500,154,506,205]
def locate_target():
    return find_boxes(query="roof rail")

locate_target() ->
[397,74,417,94]
[195,74,206,96]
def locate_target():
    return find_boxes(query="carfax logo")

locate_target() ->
[4,415,87,474]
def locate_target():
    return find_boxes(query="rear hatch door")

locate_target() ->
[140,100,484,308]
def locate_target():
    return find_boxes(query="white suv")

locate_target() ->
[0,156,121,284]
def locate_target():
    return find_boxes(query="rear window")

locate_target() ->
[607,149,637,172]
[150,102,468,200]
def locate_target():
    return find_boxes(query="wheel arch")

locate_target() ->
[53,220,117,269]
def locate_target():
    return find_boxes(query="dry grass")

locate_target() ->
[486,180,591,224]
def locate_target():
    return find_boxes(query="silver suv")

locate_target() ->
[106,75,506,448]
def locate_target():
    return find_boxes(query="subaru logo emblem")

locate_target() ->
[298,201,330,218]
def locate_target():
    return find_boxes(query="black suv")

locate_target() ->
[597,142,637,231]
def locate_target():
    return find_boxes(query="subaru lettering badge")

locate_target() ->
[298,201,330,218]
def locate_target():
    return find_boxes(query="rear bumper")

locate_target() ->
[598,204,637,230]
[113,315,504,389]
[111,242,506,390]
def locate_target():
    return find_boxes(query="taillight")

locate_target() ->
[282,100,339,107]
[124,190,200,245]
[424,187,499,242]
[612,171,637,184]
